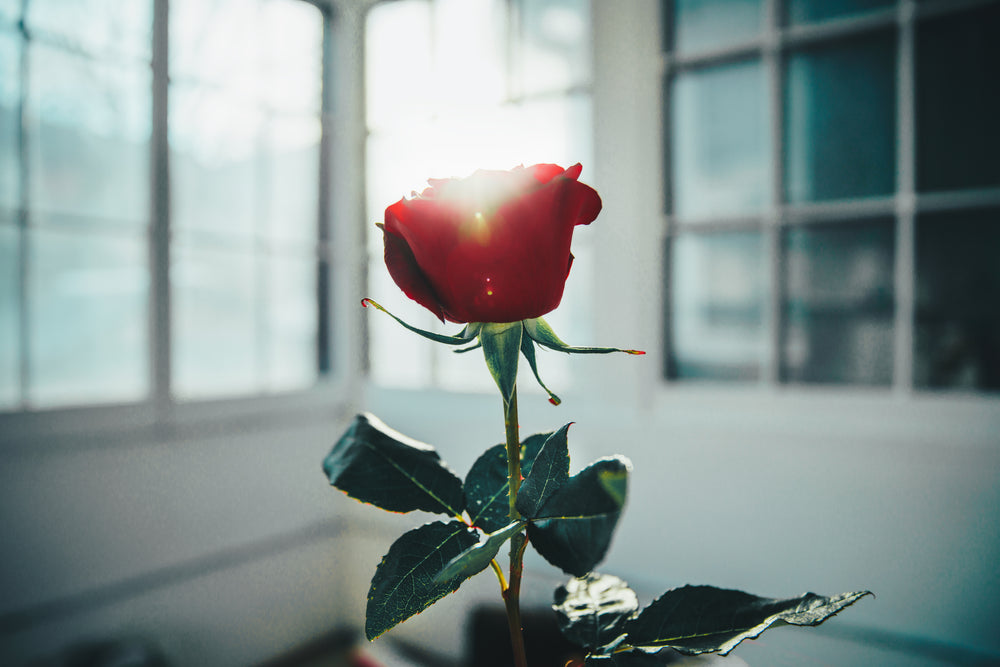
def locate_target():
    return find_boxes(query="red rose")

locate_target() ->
[381,163,602,324]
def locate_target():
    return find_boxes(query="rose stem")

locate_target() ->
[502,388,528,667]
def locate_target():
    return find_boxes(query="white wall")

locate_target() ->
[0,410,357,666]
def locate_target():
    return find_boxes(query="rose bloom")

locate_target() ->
[380,163,601,324]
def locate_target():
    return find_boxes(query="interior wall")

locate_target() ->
[0,413,355,666]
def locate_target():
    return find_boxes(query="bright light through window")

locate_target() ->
[364,0,595,394]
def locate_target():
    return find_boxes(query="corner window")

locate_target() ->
[661,0,1000,391]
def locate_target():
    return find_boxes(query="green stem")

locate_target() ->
[502,389,528,667]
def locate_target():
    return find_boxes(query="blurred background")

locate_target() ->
[1,0,999,665]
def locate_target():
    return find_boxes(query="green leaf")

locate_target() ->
[434,520,526,584]
[623,586,874,656]
[463,432,551,533]
[515,424,571,518]
[324,413,465,517]
[362,298,482,345]
[524,317,645,356]
[519,334,562,405]
[480,321,523,408]
[528,456,630,577]
[553,573,639,652]
[366,520,479,640]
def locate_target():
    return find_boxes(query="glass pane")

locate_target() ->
[264,114,320,243]
[0,0,20,25]
[172,245,258,399]
[264,253,317,391]
[366,0,433,129]
[782,220,894,385]
[257,0,323,113]
[170,83,262,239]
[672,0,763,53]
[671,59,770,219]
[786,0,893,25]
[28,43,150,225]
[27,227,148,407]
[785,31,896,203]
[669,231,765,380]
[432,0,506,109]
[170,0,259,88]
[916,3,1000,192]
[26,0,152,60]
[518,0,591,95]
[0,28,19,210]
[915,209,1000,391]
[0,222,18,408]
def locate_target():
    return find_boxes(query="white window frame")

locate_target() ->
[0,0,367,448]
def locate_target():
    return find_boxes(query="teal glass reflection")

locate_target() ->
[786,0,893,25]
[0,28,19,210]
[26,0,151,60]
[265,253,318,391]
[915,209,1000,390]
[785,31,896,203]
[917,3,1000,192]
[0,222,18,408]
[28,228,148,407]
[671,0,763,53]
[172,244,257,400]
[669,231,765,380]
[671,59,771,219]
[782,220,894,385]
[28,43,151,225]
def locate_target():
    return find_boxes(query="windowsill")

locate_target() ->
[0,378,357,454]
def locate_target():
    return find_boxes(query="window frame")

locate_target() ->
[657,0,1000,394]
[0,0,366,447]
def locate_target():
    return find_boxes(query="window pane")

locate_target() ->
[170,0,259,88]
[365,0,433,129]
[26,0,151,60]
[915,209,1000,391]
[170,83,262,239]
[916,3,1000,192]
[671,59,770,219]
[785,0,893,25]
[28,43,150,225]
[265,114,320,244]
[172,245,257,400]
[0,0,19,25]
[257,0,323,114]
[0,222,18,408]
[518,0,591,95]
[264,253,317,391]
[669,231,765,380]
[28,227,148,407]
[0,27,19,210]
[782,220,894,385]
[784,31,896,203]
[671,0,763,53]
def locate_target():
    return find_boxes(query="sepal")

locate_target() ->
[524,317,644,356]
[361,298,481,345]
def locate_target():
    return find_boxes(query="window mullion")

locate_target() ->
[763,0,782,385]
[150,0,172,418]
[893,0,917,394]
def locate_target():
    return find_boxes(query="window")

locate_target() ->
[364,0,595,393]
[0,0,333,413]
[662,0,1000,391]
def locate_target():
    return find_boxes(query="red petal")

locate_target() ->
[381,212,447,322]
